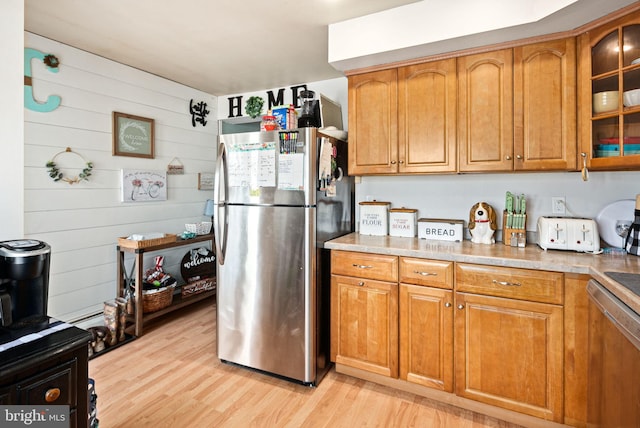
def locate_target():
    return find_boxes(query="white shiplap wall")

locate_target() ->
[24,33,218,322]
[1,0,24,237]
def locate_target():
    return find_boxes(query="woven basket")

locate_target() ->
[118,234,177,249]
[185,222,212,235]
[141,285,174,313]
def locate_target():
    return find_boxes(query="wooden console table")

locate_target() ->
[116,234,215,337]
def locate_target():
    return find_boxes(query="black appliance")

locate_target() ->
[297,90,320,128]
[0,239,51,329]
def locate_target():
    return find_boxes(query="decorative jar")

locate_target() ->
[261,115,278,131]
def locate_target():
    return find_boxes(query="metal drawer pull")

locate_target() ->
[492,279,521,287]
[414,270,437,276]
[45,387,61,402]
[352,264,373,269]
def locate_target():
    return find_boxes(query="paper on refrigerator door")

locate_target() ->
[278,153,304,190]
[227,141,276,187]
[318,138,332,180]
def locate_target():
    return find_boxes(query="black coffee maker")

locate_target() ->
[0,239,51,329]
[297,90,320,128]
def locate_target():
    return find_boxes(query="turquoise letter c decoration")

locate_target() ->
[24,48,61,112]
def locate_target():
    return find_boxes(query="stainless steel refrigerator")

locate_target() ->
[213,127,353,385]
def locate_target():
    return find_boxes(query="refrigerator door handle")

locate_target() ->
[214,142,229,265]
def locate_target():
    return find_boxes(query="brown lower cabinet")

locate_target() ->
[454,292,563,422]
[331,274,398,377]
[399,283,453,392]
[331,250,582,425]
[330,250,399,377]
[399,257,454,392]
[455,263,564,422]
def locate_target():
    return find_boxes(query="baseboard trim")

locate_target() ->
[72,312,103,329]
[335,364,569,428]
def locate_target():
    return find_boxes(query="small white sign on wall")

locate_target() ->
[121,169,167,202]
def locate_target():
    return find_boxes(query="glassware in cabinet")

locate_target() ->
[623,112,640,156]
[592,116,619,159]
[589,20,640,163]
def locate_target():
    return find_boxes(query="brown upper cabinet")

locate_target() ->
[398,60,457,173]
[348,69,398,175]
[349,38,577,175]
[515,39,577,171]
[579,10,640,170]
[348,60,457,175]
[457,49,514,172]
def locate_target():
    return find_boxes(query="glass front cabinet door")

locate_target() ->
[580,11,640,169]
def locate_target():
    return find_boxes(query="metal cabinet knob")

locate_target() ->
[45,388,61,403]
[444,302,452,308]
[391,160,397,164]
[357,281,364,286]
[516,155,523,160]
[457,304,465,310]
[505,155,512,160]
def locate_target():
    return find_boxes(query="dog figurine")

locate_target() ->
[469,202,497,244]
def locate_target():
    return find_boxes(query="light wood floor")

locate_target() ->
[89,299,523,428]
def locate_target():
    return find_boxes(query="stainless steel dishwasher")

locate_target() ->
[586,279,640,427]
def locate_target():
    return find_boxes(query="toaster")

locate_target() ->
[537,216,600,252]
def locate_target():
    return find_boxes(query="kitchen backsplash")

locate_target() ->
[355,170,640,242]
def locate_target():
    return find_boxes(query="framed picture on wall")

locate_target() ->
[198,172,214,190]
[121,169,167,202]
[112,112,155,158]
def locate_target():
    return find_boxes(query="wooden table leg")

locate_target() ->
[135,251,144,337]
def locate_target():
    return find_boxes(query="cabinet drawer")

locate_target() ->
[16,359,77,406]
[399,257,453,289]
[456,263,563,304]
[331,250,398,282]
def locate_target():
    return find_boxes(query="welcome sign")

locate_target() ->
[112,112,155,159]
[180,247,215,283]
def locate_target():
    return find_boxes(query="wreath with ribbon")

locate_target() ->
[46,147,93,184]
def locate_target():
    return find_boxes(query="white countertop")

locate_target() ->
[325,233,640,314]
